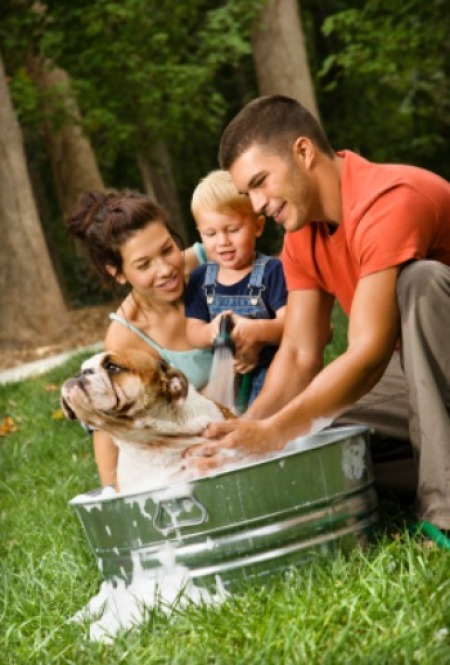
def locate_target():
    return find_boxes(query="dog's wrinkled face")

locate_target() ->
[61,349,189,431]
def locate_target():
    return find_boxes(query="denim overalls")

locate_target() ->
[203,253,271,409]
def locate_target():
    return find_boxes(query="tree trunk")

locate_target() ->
[28,56,105,218]
[136,140,188,244]
[0,52,70,350]
[252,0,321,122]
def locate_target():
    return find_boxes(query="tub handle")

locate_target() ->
[153,495,208,535]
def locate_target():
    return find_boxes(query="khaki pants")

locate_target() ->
[338,261,450,529]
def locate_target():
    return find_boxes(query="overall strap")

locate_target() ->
[248,253,269,301]
[203,262,219,305]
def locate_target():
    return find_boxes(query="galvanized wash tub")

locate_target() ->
[70,425,378,591]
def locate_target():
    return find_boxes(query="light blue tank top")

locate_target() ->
[109,313,212,390]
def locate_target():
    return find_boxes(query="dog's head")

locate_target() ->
[61,348,189,432]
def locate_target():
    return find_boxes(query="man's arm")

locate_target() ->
[186,267,400,463]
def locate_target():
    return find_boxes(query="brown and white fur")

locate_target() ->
[61,349,233,493]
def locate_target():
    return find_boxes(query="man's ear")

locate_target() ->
[254,214,265,238]
[292,136,315,170]
[106,264,127,285]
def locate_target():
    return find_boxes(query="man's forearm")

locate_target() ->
[245,348,322,419]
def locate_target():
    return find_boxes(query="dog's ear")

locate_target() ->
[161,362,189,404]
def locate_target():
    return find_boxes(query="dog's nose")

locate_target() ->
[75,368,94,382]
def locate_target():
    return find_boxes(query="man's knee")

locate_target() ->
[396,260,450,309]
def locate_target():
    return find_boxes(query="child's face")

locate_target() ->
[196,210,264,270]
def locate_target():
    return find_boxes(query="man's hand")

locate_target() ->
[182,417,286,472]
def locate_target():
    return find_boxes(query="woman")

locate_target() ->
[67,190,212,486]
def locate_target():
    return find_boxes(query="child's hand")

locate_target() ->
[209,312,230,345]
[230,313,264,359]
[233,351,259,374]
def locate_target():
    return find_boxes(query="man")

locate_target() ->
[186,95,450,544]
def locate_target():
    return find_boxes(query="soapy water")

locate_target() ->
[204,346,236,412]
[70,486,228,643]
[72,546,228,643]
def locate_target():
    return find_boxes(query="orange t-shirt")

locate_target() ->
[282,151,450,314]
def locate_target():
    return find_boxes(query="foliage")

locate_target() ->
[1,348,450,662]
[1,0,449,306]
[315,0,450,176]
[2,0,263,166]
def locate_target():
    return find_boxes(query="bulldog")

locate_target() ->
[61,349,234,493]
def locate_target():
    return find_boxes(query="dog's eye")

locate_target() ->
[104,361,123,375]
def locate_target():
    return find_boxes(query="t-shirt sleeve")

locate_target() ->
[352,185,439,276]
[263,258,288,313]
[281,228,323,291]
[184,265,211,322]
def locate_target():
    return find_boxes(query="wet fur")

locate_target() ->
[61,349,233,492]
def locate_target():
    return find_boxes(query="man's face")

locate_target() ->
[229,143,314,233]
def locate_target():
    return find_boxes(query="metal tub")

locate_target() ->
[69,425,378,591]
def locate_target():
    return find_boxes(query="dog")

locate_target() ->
[61,348,234,493]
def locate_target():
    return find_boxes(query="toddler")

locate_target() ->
[185,170,287,409]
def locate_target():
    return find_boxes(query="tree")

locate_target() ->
[28,56,105,218]
[314,0,450,176]
[137,140,186,242]
[251,0,320,121]
[0,51,70,350]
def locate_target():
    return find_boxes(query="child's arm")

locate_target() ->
[231,307,286,374]
[185,312,226,349]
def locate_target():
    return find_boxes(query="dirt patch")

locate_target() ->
[0,304,114,370]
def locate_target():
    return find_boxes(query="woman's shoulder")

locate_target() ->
[104,297,145,351]
[104,319,134,351]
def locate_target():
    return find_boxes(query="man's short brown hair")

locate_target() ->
[219,95,333,169]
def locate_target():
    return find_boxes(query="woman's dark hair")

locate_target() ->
[67,190,182,290]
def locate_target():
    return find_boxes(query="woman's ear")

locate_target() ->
[106,264,127,285]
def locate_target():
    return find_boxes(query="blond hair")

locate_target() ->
[191,169,255,221]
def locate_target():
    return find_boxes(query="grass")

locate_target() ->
[1,312,450,663]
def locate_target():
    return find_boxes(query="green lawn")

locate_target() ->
[1,314,450,663]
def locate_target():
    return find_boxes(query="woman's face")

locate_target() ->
[117,221,184,302]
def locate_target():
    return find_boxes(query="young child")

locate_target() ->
[185,170,287,409]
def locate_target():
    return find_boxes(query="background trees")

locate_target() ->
[0,0,448,350]
[0,50,70,347]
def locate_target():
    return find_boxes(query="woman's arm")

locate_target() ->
[93,429,118,487]
[183,243,205,282]
[185,313,224,349]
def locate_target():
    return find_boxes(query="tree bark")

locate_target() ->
[252,0,321,122]
[28,56,104,218]
[136,140,188,244]
[0,51,70,350]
